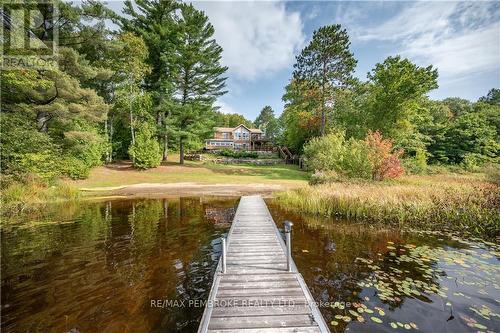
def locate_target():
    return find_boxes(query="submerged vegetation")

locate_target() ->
[275,173,499,239]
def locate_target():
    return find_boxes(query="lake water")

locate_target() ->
[1,197,499,333]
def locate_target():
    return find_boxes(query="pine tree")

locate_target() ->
[172,4,227,164]
[119,0,181,161]
[293,25,357,136]
[255,106,279,140]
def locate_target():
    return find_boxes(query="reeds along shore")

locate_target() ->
[274,174,500,240]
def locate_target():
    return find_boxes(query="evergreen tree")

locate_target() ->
[1,1,111,180]
[119,0,181,161]
[280,79,322,152]
[128,122,162,169]
[293,25,357,136]
[172,4,227,164]
[479,88,500,105]
[254,106,279,140]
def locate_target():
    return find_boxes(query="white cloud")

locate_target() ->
[406,25,499,81]
[215,100,237,114]
[356,2,459,43]
[194,1,305,80]
[354,2,500,81]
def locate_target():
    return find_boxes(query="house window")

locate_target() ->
[222,132,229,139]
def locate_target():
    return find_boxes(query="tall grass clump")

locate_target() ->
[1,175,80,217]
[275,174,499,239]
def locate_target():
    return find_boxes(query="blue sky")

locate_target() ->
[108,1,500,121]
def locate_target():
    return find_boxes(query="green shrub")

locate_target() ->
[60,128,108,179]
[61,157,91,179]
[303,132,370,178]
[303,132,347,172]
[304,131,404,181]
[343,139,372,179]
[217,149,258,158]
[128,123,162,169]
[64,129,107,169]
[461,153,486,172]
[404,148,428,174]
[1,113,62,181]
[482,163,500,184]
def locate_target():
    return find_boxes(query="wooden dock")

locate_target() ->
[198,195,330,333]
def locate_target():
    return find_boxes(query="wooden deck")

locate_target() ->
[198,195,330,333]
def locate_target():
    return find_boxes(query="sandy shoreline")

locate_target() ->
[80,182,296,199]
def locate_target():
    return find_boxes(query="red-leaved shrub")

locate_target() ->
[365,130,404,180]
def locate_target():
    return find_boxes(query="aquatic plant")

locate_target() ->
[328,238,500,332]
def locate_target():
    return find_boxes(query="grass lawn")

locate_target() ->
[69,155,310,189]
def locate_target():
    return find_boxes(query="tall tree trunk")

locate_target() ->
[179,136,184,164]
[108,115,114,163]
[179,74,189,165]
[129,102,135,164]
[156,110,163,154]
[163,110,169,161]
[36,111,50,132]
[163,130,168,161]
[129,110,135,145]
[320,62,327,136]
[104,119,110,163]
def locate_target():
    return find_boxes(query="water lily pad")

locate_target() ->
[473,323,487,330]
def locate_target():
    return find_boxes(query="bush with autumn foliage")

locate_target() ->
[304,130,404,182]
[365,131,405,180]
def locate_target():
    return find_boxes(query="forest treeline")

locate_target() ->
[276,25,499,176]
[1,0,241,184]
[1,0,499,189]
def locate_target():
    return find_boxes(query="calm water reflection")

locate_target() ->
[267,201,500,333]
[1,197,237,333]
[1,197,499,333]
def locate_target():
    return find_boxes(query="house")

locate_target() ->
[205,124,272,151]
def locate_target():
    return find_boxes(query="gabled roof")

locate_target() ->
[215,124,263,134]
[214,127,234,132]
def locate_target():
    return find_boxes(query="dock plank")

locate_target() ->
[198,195,330,333]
